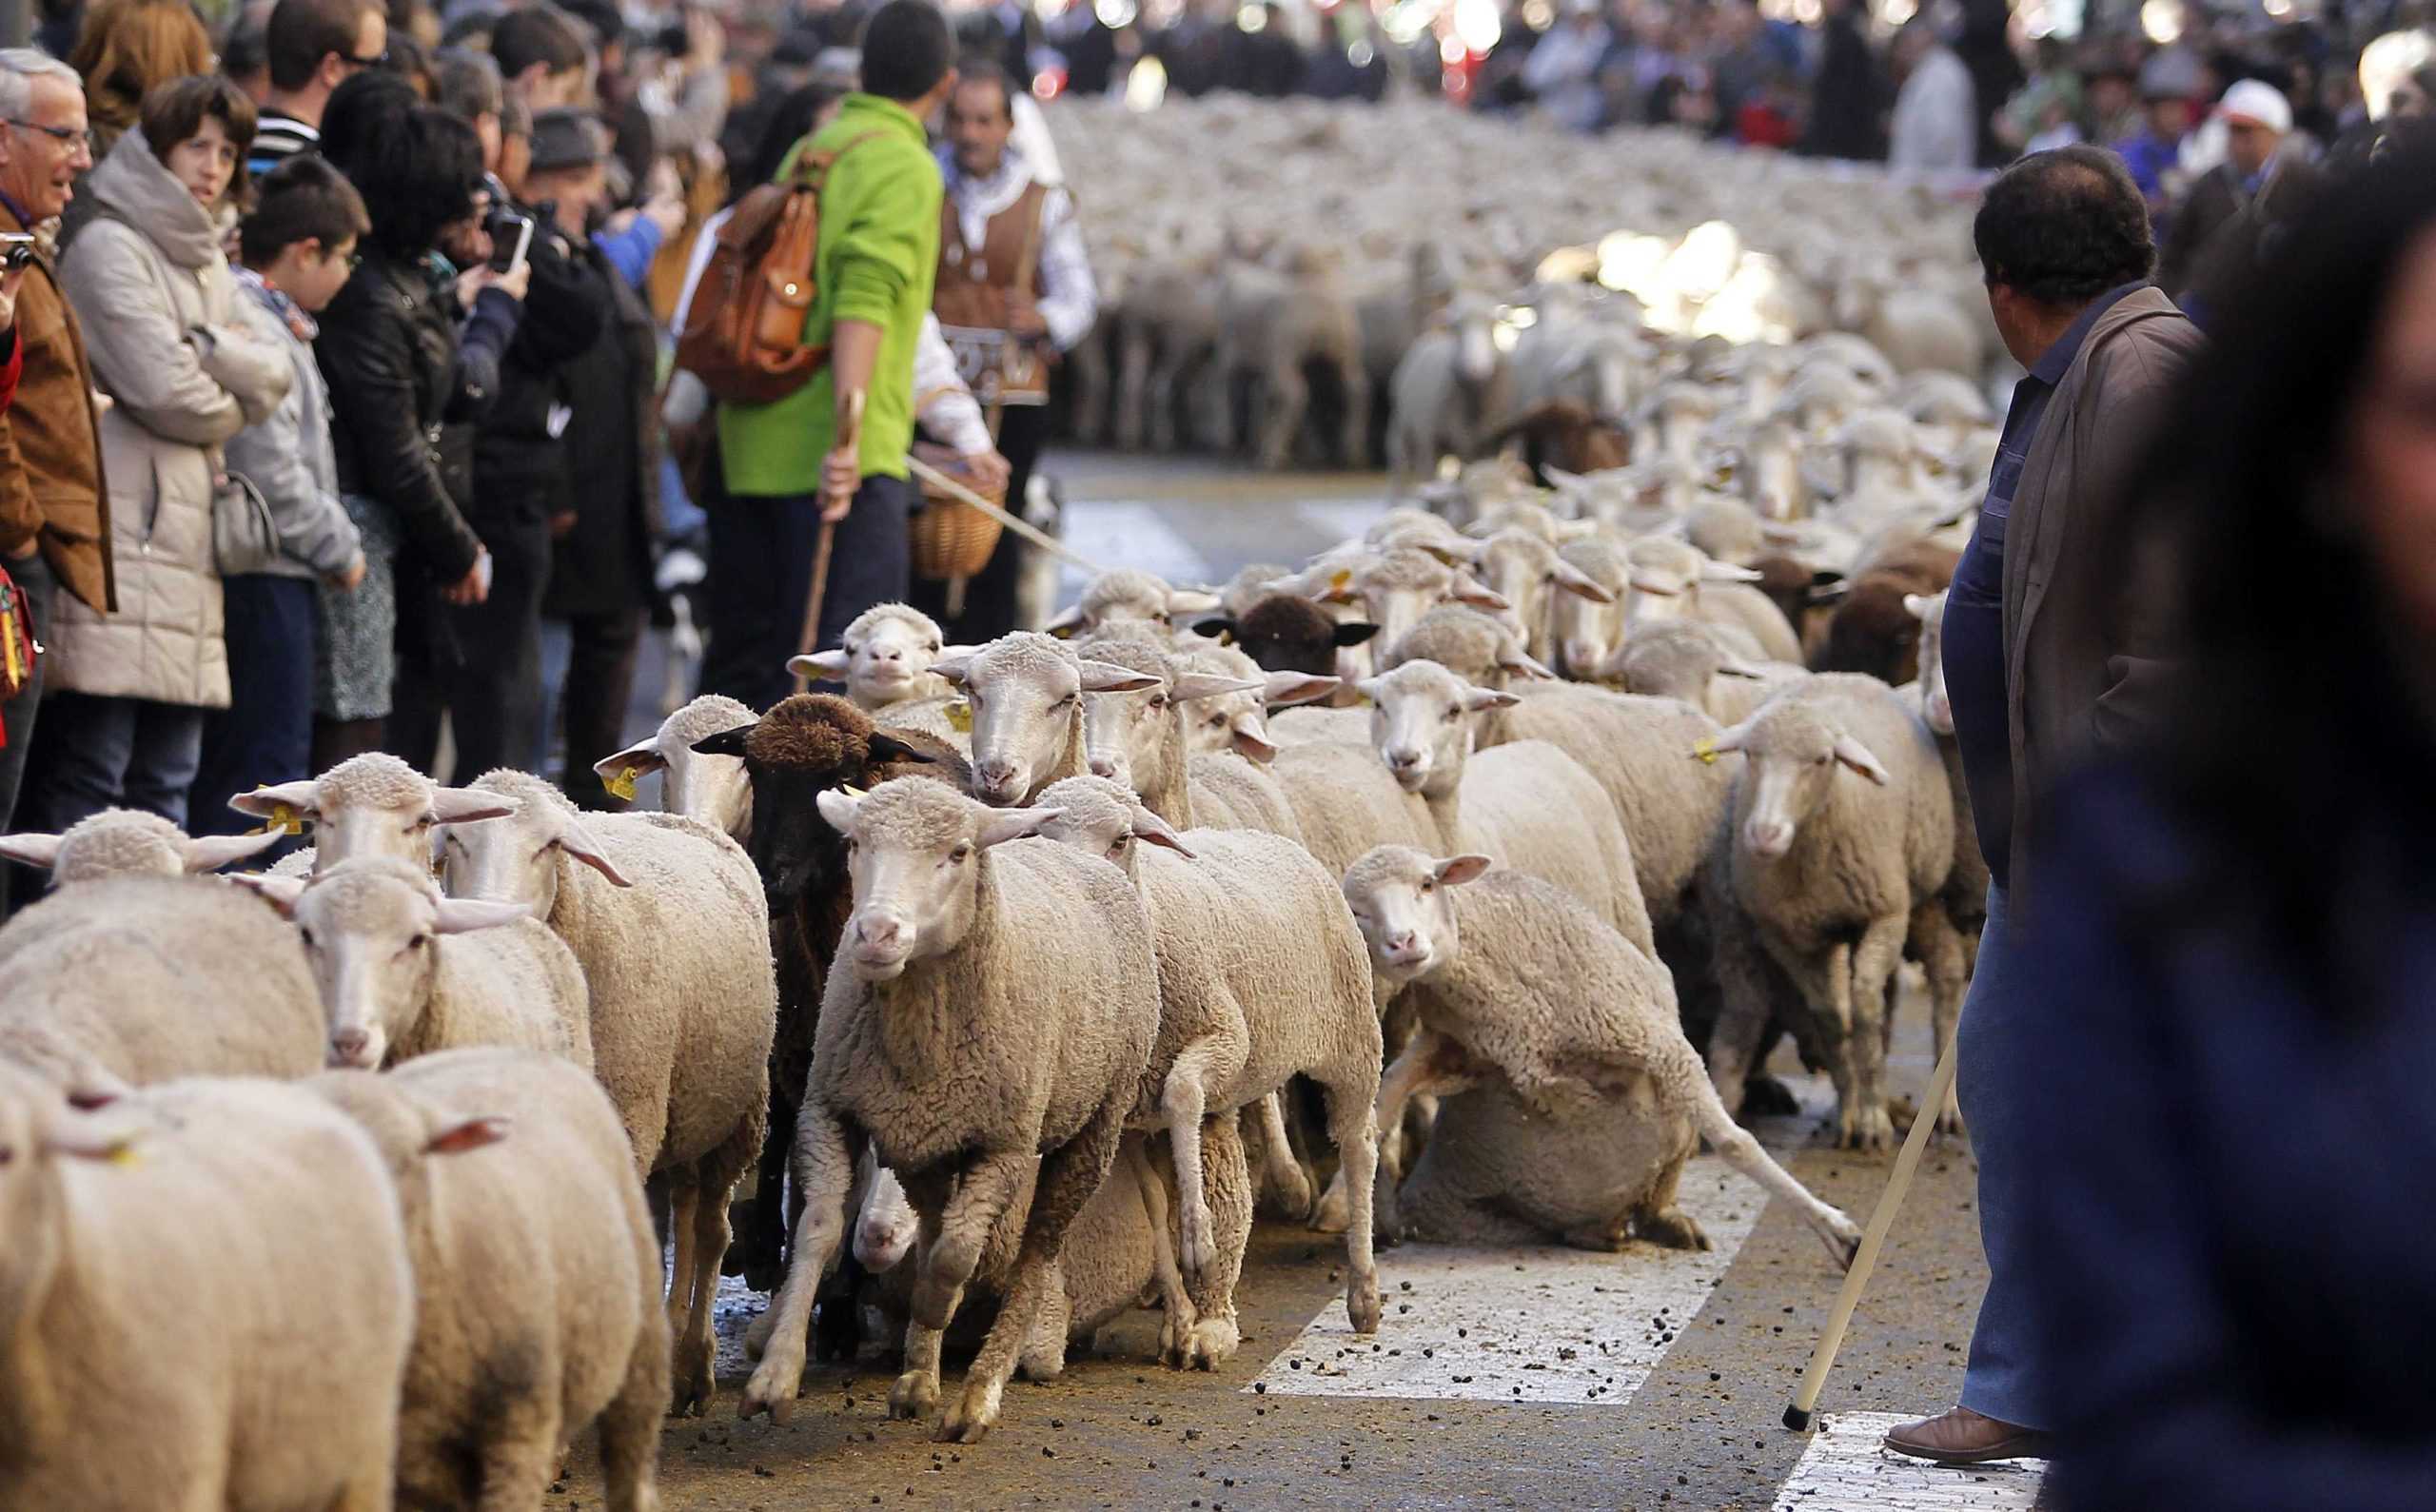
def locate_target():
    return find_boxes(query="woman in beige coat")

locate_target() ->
[21,77,287,833]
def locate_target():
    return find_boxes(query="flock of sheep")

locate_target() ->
[0,97,2012,1512]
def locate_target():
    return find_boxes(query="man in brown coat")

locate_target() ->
[0,49,104,835]
[1885,144,2204,1464]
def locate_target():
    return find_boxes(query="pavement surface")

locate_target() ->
[556,450,2031,1511]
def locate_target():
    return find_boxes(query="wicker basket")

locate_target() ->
[911,470,1007,581]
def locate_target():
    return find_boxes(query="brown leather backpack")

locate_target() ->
[675,131,882,405]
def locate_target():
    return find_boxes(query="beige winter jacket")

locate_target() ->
[45,130,289,709]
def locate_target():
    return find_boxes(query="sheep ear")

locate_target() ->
[1263,672,1339,708]
[1553,518,1600,541]
[1832,734,1892,786]
[430,788,519,826]
[1700,561,1763,584]
[974,805,1061,851]
[1716,658,1771,680]
[1353,675,1386,701]
[433,897,534,934]
[40,1108,146,1163]
[424,1114,513,1156]
[689,725,753,758]
[1171,674,1263,704]
[1450,576,1511,612]
[592,743,668,783]
[228,780,320,820]
[1433,854,1494,887]
[179,832,285,874]
[1166,589,1222,617]
[815,788,862,835]
[789,650,850,677]
[1542,465,1586,493]
[550,817,632,887]
[1500,649,1558,680]
[1629,570,1684,598]
[1228,714,1279,764]
[1900,593,1933,622]
[0,833,64,872]
[1463,685,1522,713]
[928,652,974,687]
[1192,618,1238,642]
[1077,660,1163,695]
[228,872,307,916]
[1700,718,1756,757]
[1130,807,1195,857]
[1331,621,1381,649]
[1043,604,1088,638]
[1550,559,1618,603]
[866,734,936,767]
[1806,578,1851,604]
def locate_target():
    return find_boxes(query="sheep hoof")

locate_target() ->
[1634,1208,1711,1253]
[1272,1165,1316,1221]
[1188,1317,1241,1369]
[671,1342,716,1417]
[889,1369,940,1422]
[1180,1219,1216,1281]
[1837,1104,1897,1153]
[1934,1095,1966,1139]
[1310,1187,1351,1235]
[939,1381,1000,1443]
[741,1306,776,1362]
[1739,1074,1802,1120]
[737,1367,798,1424]
[1346,1270,1383,1336]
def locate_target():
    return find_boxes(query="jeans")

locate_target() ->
[0,548,57,834]
[192,574,317,837]
[701,474,910,711]
[390,514,549,784]
[539,606,641,809]
[20,691,206,833]
[1956,881,2050,1430]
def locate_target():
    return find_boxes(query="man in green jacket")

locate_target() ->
[714,0,957,675]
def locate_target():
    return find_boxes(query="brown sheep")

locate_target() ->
[1813,540,1959,685]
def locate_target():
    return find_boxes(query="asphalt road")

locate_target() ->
[556,449,2031,1512]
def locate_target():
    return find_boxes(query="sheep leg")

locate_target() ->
[944,1091,1130,1444]
[1701,941,1774,1124]
[1628,1148,1710,1253]
[1019,1261,1071,1383]
[1162,1032,1241,1280]
[1846,918,1906,1153]
[664,1178,697,1339]
[1139,1140,1203,1365]
[1182,1113,1253,1369]
[1336,354,1370,467]
[1259,362,1306,470]
[738,1101,863,1424]
[1321,1056,1385,1337]
[599,1282,673,1512]
[892,1148,1031,1425]
[1909,900,1970,1136]
[1119,331,1152,451]
[1315,1028,1475,1233]
[1681,1033,1864,1267]
[1249,1091,1315,1220]
[473,1365,567,1512]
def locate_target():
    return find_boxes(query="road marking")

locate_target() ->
[1056,501,1217,593]
[1772,1412,2045,1510]
[1247,1157,1763,1405]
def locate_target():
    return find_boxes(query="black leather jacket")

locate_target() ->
[471,191,610,534]
[316,248,484,580]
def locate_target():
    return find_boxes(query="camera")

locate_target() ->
[0,233,37,272]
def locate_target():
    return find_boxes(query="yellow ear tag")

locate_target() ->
[270,802,304,835]
[841,783,869,798]
[1329,568,1354,593]
[105,1136,143,1167]
[1692,738,1720,765]
[945,699,973,734]
[604,765,638,802]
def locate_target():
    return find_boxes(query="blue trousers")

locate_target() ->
[193,574,317,837]
[20,691,206,833]
[701,475,910,713]
[1956,881,2051,1429]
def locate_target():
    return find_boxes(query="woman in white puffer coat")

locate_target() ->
[25,76,286,832]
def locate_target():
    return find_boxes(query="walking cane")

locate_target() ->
[794,387,864,696]
[1783,1018,1964,1432]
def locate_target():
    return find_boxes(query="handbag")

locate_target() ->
[211,468,282,577]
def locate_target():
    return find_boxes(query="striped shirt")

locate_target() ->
[246,113,320,181]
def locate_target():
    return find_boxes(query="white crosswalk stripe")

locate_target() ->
[1247,1157,1765,1405]
[1771,1412,2045,1510]
[1056,501,1218,595]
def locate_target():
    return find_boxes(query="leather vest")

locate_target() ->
[934,178,1050,407]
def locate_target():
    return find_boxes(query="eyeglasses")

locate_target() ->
[6,119,94,154]
[340,49,389,69]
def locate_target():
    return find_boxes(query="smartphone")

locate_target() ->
[0,232,36,272]
[486,212,534,275]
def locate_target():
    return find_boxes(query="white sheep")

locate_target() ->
[1043,567,1222,638]
[237,855,592,1074]
[742,780,1181,1443]
[591,692,759,838]
[1700,673,1961,1150]
[440,769,777,1412]
[0,874,326,1098]
[1903,588,1986,1132]
[1266,546,1511,661]
[787,602,974,712]
[1463,527,1617,668]
[226,752,519,871]
[1625,535,1802,663]
[1612,619,1807,725]
[1173,639,1339,762]
[308,1048,667,1507]
[930,632,1163,806]
[0,1060,414,1510]
[1548,535,1635,679]
[1340,847,1860,1262]
[1071,630,1271,826]
[0,808,283,887]
[1032,776,1383,1366]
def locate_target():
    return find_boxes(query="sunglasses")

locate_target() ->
[341,48,389,69]
[6,119,95,154]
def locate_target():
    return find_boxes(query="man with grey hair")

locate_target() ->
[0,49,105,845]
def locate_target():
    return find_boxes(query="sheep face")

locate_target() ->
[791,605,957,713]
[593,696,758,839]
[1272,551,1509,665]
[1076,641,1257,790]
[228,755,519,874]
[938,636,1158,807]
[1051,570,1222,638]
[1356,660,1519,798]
[1339,846,1493,986]
[1470,531,1616,671]
[1711,706,1893,860]
[1202,597,1378,684]
[1550,542,1632,679]
[247,858,531,1070]
[1032,775,1192,881]
[1175,649,1337,763]
[853,1161,918,1272]
[814,782,1062,982]
[1909,591,1954,736]
[441,774,632,919]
